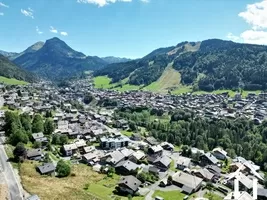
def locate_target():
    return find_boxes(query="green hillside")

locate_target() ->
[0,76,28,85]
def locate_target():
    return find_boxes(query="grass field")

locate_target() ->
[143,64,181,93]
[0,76,28,85]
[152,190,185,200]
[121,130,133,137]
[93,76,114,89]
[204,192,223,200]
[21,161,104,200]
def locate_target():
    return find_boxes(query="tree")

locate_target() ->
[44,118,55,135]
[52,134,60,145]
[84,93,94,104]
[56,160,71,177]
[45,110,53,118]
[4,112,21,136]
[20,113,32,133]
[59,135,68,145]
[32,114,44,133]
[9,129,29,146]
[33,141,41,149]
[13,142,27,162]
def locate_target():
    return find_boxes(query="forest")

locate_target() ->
[94,39,267,92]
[114,106,267,169]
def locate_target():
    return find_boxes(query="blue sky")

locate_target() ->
[0,0,266,58]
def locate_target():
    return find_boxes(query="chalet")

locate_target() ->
[115,160,138,175]
[148,145,163,156]
[175,156,191,170]
[129,151,146,163]
[200,152,219,166]
[224,191,254,200]
[160,142,174,151]
[102,150,126,166]
[212,147,227,160]
[27,148,43,161]
[225,172,253,191]
[145,137,159,146]
[37,163,55,175]
[191,168,215,182]
[130,133,142,141]
[153,155,172,171]
[115,119,128,129]
[172,172,203,194]
[118,175,141,195]
[82,152,99,165]
[32,132,48,145]
[258,188,267,200]
[205,165,221,177]
[63,143,78,156]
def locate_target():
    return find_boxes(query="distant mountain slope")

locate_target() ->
[14,37,107,80]
[94,39,267,91]
[101,56,131,64]
[0,50,18,59]
[0,55,36,83]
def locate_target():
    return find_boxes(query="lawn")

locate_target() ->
[21,161,104,200]
[171,86,192,95]
[121,130,133,137]
[204,192,223,200]
[87,174,144,200]
[115,84,140,92]
[152,190,186,200]
[0,76,28,85]
[93,76,113,89]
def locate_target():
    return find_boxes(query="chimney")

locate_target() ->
[253,179,257,200]
[234,179,239,199]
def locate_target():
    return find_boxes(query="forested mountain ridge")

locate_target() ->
[94,39,267,91]
[0,55,37,82]
[13,37,108,80]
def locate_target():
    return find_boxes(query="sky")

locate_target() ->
[0,0,267,58]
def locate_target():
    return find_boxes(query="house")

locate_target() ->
[200,152,219,166]
[63,143,78,156]
[225,172,253,191]
[172,172,203,194]
[115,119,128,129]
[191,168,215,182]
[102,150,126,166]
[258,188,267,200]
[82,152,99,164]
[175,156,191,170]
[129,150,146,163]
[37,163,55,175]
[120,148,134,158]
[212,147,227,160]
[27,148,43,161]
[148,145,163,156]
[115,160,139,175]
[32,132,48,145]
[224,191,254,200]
[205,165,221,177]
[131,133,142,141]
[153,155,172,171]
[145,137,159,146]
[160,142,174,151]
[83,146,96,154]
[118,175,141,195]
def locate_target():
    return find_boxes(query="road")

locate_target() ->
[0,137,23,200]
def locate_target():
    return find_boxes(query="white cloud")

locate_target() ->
[140,0,149,3]
[229,0,267,45]
[0,2,9,8]
[239,0,267,30]
[77,0,132,7]
[0,12,4,16]
[36,26,43,34]
[60,32,68,36]
[50,26,58,34]
[240,30,267,45]
[21,8,34,19]
[28,7,34,12]
[226,32,240,42]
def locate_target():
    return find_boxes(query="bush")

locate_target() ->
[56,160,71,177]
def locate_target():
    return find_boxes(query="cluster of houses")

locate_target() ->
[1,80,267,199]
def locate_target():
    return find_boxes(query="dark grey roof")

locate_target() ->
[118,175,141,192]
[202,152,218,164]
[258,188,267,197]
[37,163,55,174]
[115,160,138,172]
[154,155,172,167]
[27,148,42,158]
